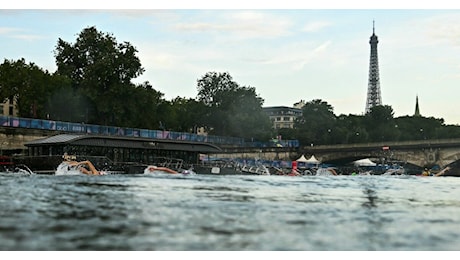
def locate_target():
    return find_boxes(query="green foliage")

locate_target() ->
[44,79,89,122]
[196,71,272,140]
[0,58,58,118]
[395,116,444,141]
[365,105,398,142]
[277,128,298,141]
[291,102,460,146]
[435,125,460,139]
[3,26,460,146]
[168,97,208,133]
[54,26,144,125]
[197,72,238,107]
[295,99,337,145]
[125,82,164,129]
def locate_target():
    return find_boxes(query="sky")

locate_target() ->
[2,1,460,125]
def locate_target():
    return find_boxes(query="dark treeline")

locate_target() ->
[1,26,460,146]
[283,101,460,145]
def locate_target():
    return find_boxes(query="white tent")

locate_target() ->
[353,158,377,167]
[296,154,308,162]
[306,155,320,164]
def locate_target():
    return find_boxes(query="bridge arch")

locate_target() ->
[301,139,460,169]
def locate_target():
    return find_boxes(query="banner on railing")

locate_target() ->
[0,115,298,148]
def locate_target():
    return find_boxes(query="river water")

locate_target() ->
[1,172,460,251]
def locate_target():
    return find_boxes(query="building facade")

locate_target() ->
[263,103,303,129]
[0,97,18,116]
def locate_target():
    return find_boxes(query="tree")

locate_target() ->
[0,58,59,118]
[167,97,208,133]
[334,114,367,144]
[196,72,272,140]
[125,81,165,129]
[295,99,337,145]
[435,124,460,139]
[43,74,88,122]
[225,87,273,140]
[395,115,444,141]
[364,105,399,142]
[197,72,238,107]
[54,26,145,125]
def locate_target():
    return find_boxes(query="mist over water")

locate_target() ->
[1,172,460,251]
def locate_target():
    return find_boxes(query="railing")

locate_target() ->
[0,115,299,148]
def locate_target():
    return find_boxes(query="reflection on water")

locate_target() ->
[1,173,460,250]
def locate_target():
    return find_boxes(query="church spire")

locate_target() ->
[414,95,421,117]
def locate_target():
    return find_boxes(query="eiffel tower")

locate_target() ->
[365,21,382,113]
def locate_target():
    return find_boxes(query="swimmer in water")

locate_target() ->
[421,166,450,177]
[65,160,101,175]
[433,166,451,177]
[62,153,100,175]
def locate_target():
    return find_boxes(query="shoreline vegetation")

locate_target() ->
[1,26,459,148]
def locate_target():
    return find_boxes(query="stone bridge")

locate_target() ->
[3,125,460,169]
[218,138,460,168]
[299,139,460,168]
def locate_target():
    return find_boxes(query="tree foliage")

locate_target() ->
[0,58,60,118]
[168,97,208,133]
[116,81,165,129]
[2,26,460,146]
[285,101,460,146]
[196,72,272,140]
[365,105,398,141]
[54,26,144,125]
[43,75,87,122]
[197,72,238,107]
[295,99,337,145]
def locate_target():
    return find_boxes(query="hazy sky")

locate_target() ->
[2,1,460,125]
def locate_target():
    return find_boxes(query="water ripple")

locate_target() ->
[1,174,460,250]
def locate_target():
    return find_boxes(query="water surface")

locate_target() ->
[1,173,459,250]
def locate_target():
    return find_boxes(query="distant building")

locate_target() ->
[0,97,18,116]
[263,102,304,129]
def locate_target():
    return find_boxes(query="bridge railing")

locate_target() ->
[0,115,299,148]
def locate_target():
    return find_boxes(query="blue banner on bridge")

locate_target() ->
[0,115,299,148]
